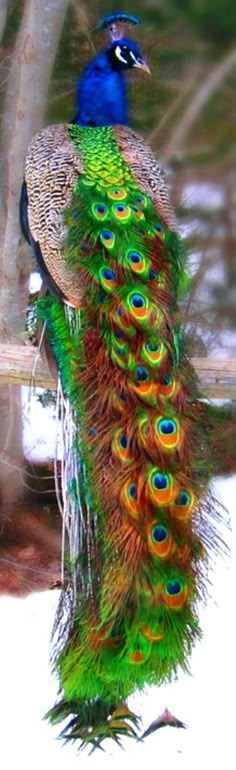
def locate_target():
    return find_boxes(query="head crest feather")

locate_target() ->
[97,12,140,41]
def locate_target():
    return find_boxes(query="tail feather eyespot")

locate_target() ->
[157,376,179,399]
[111,428,133,463]
[147,522,175,560]
[171,490,195,521]
[163,579,188,610]
[120,479,140,519]
[99,266,117,292]
[154,416,181,450]
[92,202,109,221]
[141,340,167,367]
[146,468,176,506]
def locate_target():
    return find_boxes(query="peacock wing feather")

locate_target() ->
[115,126,176,228]
[24,124,84,307]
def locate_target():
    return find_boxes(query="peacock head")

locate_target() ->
[107,37,150,74]
[76,13,150,126]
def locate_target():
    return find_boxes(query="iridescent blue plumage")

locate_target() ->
[75,38,147,126]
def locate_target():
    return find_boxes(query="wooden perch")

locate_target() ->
[0,343,56,390]
[0,343,236,399]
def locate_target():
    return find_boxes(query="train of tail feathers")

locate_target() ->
[20,12,224,752]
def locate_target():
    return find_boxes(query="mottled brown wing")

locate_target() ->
[115,125,176,229]
[24,124,84,308]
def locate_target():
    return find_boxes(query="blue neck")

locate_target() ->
[73,50,128,127]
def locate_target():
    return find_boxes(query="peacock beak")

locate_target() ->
[134,58,151,74]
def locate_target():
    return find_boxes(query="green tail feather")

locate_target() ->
[38,125,224,751]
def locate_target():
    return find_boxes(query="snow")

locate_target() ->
[0,477,235,769]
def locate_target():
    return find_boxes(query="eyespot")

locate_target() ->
[166,579,181,595]
[146,468,176,506]
[131,294,146,309]
[136,365,149,382]
[171,490,195,521]
[147,523,175,561]
[154,417,180,450]
[152,525,168,541]
[146,342,160,352]
[153,223,165,239]
[141,340,166,368]
[111,428,133,464]
[135,193,147,208]
[99,266,117,293]
[129,252,141,263]
[163,578,188,610]
[120,479,139,519]
[108,187,127,201]
[160,420,175,434]
[92,202,108,221]
[177,491,190,505]
[100,229,115,249]
[126,250,149,276]
[153,473,168,489]
[127,292,151,324]
[157,375,178,399]
[112,203,131,222]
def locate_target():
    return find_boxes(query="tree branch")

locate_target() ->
[160,45,236,164]
[0,343,235,399]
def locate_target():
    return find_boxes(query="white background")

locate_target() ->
[0,476,235,769]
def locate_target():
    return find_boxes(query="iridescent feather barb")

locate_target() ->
[21,12,225,752]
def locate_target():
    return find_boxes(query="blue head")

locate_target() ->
[74,34,150,127]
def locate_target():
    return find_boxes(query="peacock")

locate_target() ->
[20,12,223,752]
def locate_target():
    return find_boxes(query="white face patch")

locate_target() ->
[114,45,129,65]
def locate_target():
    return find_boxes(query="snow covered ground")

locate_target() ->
[0,474,235,770]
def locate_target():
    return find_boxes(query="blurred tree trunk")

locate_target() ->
[0,0,9,43]
[0,0,70,563]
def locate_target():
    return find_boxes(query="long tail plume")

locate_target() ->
[38,125,224,751]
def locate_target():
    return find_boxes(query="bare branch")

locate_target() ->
[0,343,235,399]
[160,45,236,164]
[148,63,203,148]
